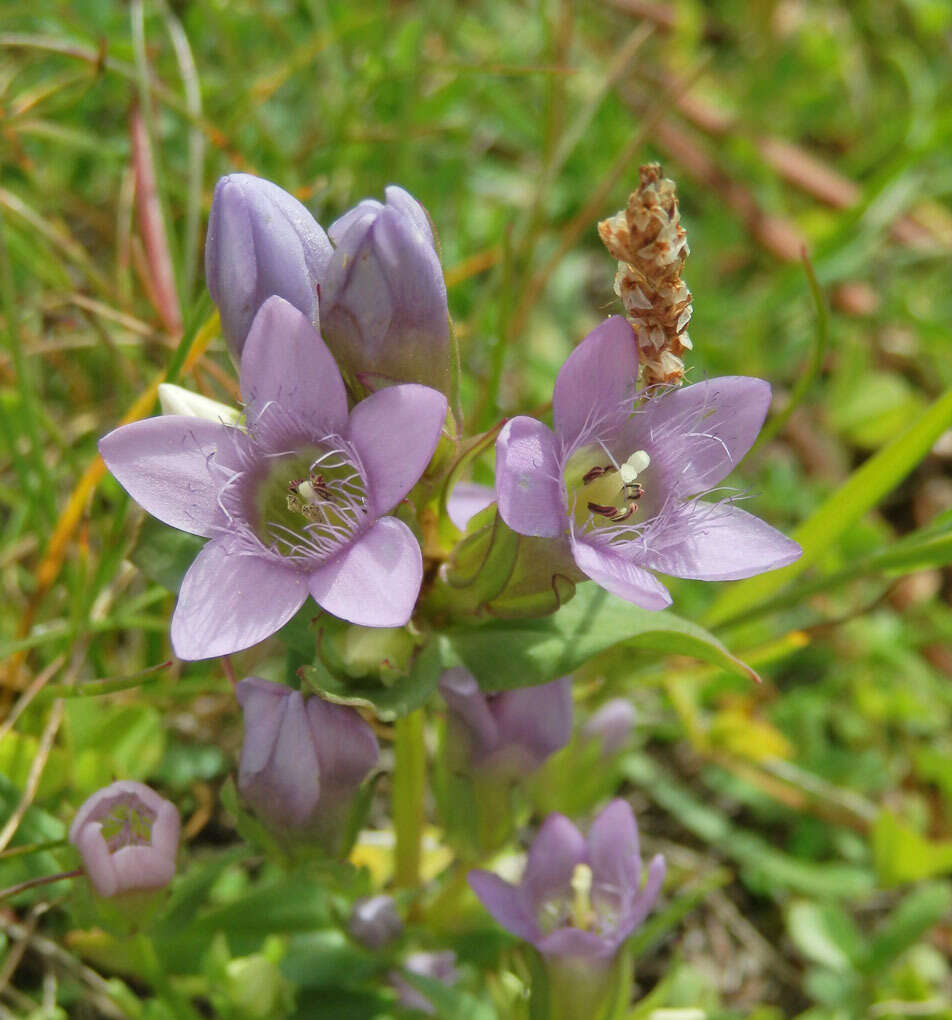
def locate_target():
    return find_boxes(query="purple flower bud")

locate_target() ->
[205,173,332,361]
[582,699,636,756]
[439,669,572,777]
[236,677,378,848]
[69,781,180,899]
[390,951,458,1015]
[469,800,665,963]
[320,186,451,397]
[348,895,403,949]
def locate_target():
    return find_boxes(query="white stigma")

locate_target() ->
[297,479,317,503]
[619,450,650,485]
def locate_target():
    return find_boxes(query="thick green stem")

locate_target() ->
[393,710,426,889]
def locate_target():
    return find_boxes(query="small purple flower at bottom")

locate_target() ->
[236,677,377,847]
[99,295,447,660]
[468,800,664,962]
[494,316,801,610]
[70,781,180,898]
[389,951,459,1015]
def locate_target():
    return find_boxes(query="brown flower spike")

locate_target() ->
[598,163,693,386]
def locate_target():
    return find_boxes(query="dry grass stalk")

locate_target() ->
[598,162,693,386]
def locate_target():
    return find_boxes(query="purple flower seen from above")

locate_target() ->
[439,668,573,777]
[236,677,378,841]
[70,780,180,899]
[349,894,404,950]
[100,296,447,660]
[205,173,332,362]
[469,800,665,962]
[320,186,451,398]
[494,316,801,610]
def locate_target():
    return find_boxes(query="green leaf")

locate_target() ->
[706,385,952,628]
[442,585,757,690]
[786,901,866,973]
[864,882,952,974]
[872,810,952,885]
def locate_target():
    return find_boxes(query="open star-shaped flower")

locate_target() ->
[494,316,801,610]
[469,799,665,961]
[100,295,447,660]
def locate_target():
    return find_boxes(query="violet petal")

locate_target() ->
[522,813,587,909]
[170,538,308,659]
[468,870,540,942]
[570,535,672,610]
[98,416,230,537]
[307,516,422,627]
[633,377,771,497]
[552,317,637,447]
[447,482,496,532]
[346,383,447,517]
[240,296,348,432]
[495,416,564,538]
[639,502,802,581]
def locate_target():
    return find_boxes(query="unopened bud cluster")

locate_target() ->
[598,163,693,386]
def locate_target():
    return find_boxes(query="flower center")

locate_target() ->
[253,441,368,561]
[99,800,155,851]
[564,445,651,530]
[537,863,603,936]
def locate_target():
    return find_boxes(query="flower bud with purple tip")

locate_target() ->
[320,186,452,399]
[236,677,378,854]
[348,895,403,950]
[582,698,636,756]
[205,173,332,361]
[439,669,572,779]
[70,780,180,899]
[436,669,572,857]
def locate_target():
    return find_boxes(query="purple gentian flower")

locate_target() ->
[205,174,332,361]
[494,316,801,610]
[70,781,180,899]
[389,951,459,1015]
[349,895,403,949]
[582,699,636,756]
[100,296,447,659]
[468,800,665,962]
[236,677,378,843]
[439,668,572,777]
[320,186,451,397]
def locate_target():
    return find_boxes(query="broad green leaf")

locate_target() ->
[872,811,952,886]
[706,385,952,628]
[442,585,757,690]
[786,901,865,973]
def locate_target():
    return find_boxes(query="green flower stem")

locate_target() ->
[393,709,426,889]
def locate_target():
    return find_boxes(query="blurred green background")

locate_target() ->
[2,0,952,1017]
